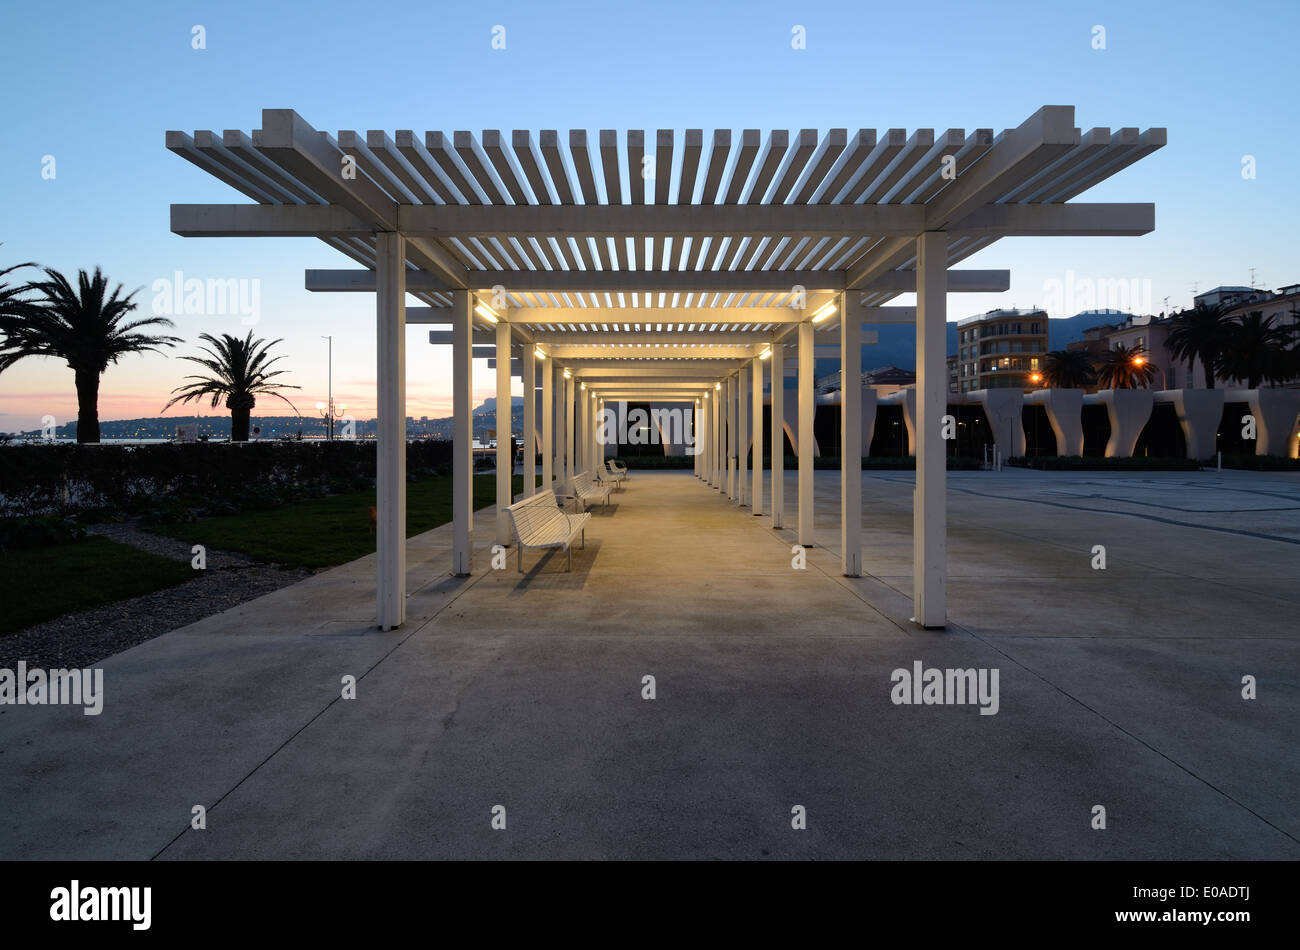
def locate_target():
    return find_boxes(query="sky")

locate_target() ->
[2,0,1297,432]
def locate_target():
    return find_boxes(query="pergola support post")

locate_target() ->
[717,387,728,491]
[841,292,862,576]
[738,364,749,507]
[914,231,947,627]
[541,355,553,491]
[797,321,814,546]
[751,355,763,516]
[770,343,785,529]
[375,233,407,629]
[523,346,536,497]
[565,373,575,492]
[451,288,473,576]
[727,375,737,500]
[495,320,513,546]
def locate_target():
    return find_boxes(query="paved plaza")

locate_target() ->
[1,469,1296,860]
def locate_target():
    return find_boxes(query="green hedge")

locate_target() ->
[0,441,455,518]
[1007,455,1200,471]
[611,455,982,471]
[0,514,87,553]
[1215,454,1300,471]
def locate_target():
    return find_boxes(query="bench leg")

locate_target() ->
[567,545,572,571]
[581,528,585,549]
[518,544,524,573]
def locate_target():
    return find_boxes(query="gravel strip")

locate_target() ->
[0,523,313,669]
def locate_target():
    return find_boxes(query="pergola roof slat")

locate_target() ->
[169,108,1163,317]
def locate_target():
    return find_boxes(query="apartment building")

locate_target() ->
[952,309,1048,392]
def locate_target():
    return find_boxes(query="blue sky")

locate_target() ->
[2,0,1297,429]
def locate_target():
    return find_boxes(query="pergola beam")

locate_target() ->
[548,345,760,359]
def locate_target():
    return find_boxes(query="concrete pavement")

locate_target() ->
[1,468,1296,860]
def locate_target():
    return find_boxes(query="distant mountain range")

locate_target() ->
[845,310,1134,374]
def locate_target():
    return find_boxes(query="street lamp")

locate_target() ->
[321,335,334,440]
[1131,355,1168,389]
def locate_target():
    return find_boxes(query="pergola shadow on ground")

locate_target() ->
[1,470,1297,860]
[169,106,1164,631]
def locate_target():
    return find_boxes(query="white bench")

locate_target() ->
[504,489,590,572]
[570,470,612,512]
[607,459,630,480]
[602,459,626,490]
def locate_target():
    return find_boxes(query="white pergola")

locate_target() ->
[168,107,1164,631]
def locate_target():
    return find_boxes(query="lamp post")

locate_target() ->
[322,335,333,439]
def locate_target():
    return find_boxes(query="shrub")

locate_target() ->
[1007,455,1200,471]
[0,515,87,552]
[0,441,453,518]
[1214,454,1300,471]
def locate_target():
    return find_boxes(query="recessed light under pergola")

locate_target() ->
[169,106,1164,631]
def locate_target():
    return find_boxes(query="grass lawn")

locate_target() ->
[152,474,532,569]
[0,537,194,635]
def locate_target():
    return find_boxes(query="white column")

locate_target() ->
[727,375,737,499]
[565,373,575,491]
[752,354,763,516]
[713,386,722,488]
[915,231,947,627]
[698,398,706,477]
[451,288,473,577]
[541,354,553,491]
[738,363,749,506]
[495,320,512,546]
[701,395,710,481]
[375,233,406,629]
[523,344,536,497]
[554,364,565,487]
[575,385,585,474]
[771,343,785,528]
[840,293,862,577]
[797,320,814,546]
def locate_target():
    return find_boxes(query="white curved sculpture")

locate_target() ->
[1164,389,1224,460]
[1087,389,1155,458]
[1237,389,1300,457]
[1025,388,1084,456]
[973,389,1026,458]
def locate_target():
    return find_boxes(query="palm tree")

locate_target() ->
[1216,311,1296,389]
[164,331,301,441]
[1041,349,1096,388]
[0,267,180,443]
[0,261,37,320]
[1095,342,1156,390]
[1164,303,1228,389]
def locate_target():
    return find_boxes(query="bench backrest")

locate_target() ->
[505,490,566,541]
[573,470,593,493]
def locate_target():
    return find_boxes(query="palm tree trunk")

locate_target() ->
[73,367,101,443]
[1202,355,1215,389]
[230,408,251,442]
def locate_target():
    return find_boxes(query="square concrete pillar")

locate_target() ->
[495,320,513,545]
[914,231,947,628]
[523,344,536,497]
[751,354,764,516]
[541,352,553,491]
[841,294,862,577]
[451,288,473,577]
[797,321,814,546]
[375,233,407,629]
[770,342,785,529]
